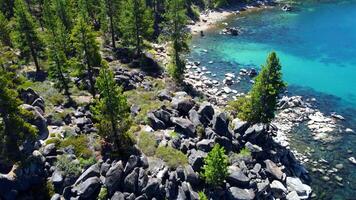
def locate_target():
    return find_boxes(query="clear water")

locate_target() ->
[189,1,356,199]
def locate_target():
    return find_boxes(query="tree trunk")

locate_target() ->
[30,44,41,74]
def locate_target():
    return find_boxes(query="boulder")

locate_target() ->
[227,169,250,187]
[188,149,207,172]
[111,191,125,200]
[147,112,166,130]
[172,98,195,115]
[105,161,124,194]
[245,142,262,153]
[138,168,148,192]
[184,165,199,186]
[74,164,100,185]
[232,119,249,134]
[286,191,300,200]
[20,104,48,140]
[198,102,215,126]
[243,123,266,143]
[51,170,64,191]
[73,177,101,199]
[142,178,160,198]
[124,168,139,193]
[124,155,139,175]
[212,112,231,138]
[189,109,201,127]
[43,143,57,157]
[154,109,172,127]
[171,117,196,137]
[158,90,172,101]
[228,187,255,200]
[270,180,287,199]
[264,159,285,181]
[196,139,214,152]
[286,177,312,199]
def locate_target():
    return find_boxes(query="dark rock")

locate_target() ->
[147,112,166,130]
[198,102,215,126]
[124,168,139,193]
[105,161,124,194]
[212,112,231,138]
[158,90,172,101]
[228,187,255,200]
[43,143,57,157]
[32,98,45,112]
[138,168,148,193]
[243,124,266,143]
[188,149,207,172]
[111,191,125,200]
[196,139,214,152]
[100,161,111,176]
[184,165,199,186]
[142,178,160,198]
[21,104,48,140]
[125,155,139,175]
[171,117,196,137]
[270,180,287,199]
[227,169,250,187]
[74,164,100,185]
[154,109,172,127]
[172,98,195,116]
[245,142,263,153]
[215,136,233,152]
[232,119,249,134]
[256,179,270,195]
[264,160,285,181]
[73,177,101,199]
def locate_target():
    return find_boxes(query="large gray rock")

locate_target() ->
[212,112,231,138]
[227,169,250,187]
[105,161,124,194]
[124,168,139,193]
[158,90,172,101]
[74,164,100,185]
[264,159,285,181]
[43,143,57,157]
[286,177,312,199]
[172,98,195,115]
[189,109,201,127]
[245,142,262,153]
[147,112,166,130]
[198,102,214,126]
[20,104,48,140]
[51,170,64,191]
[232,118,249,134]
[243,124,266,143]
[286,191,300,200]
[124,155,139,174]
[184,165,199,186]
[142,178,160,198]
[111,191,125,200]
[73,177,101,199]
[196,139,214,152]
[171,117,196,137]
[154,109,172,127]
[270,180,287,199]
[188,149,207,172]
[228,187,255,200]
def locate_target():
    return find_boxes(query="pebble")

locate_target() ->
[322,176,330,181]
[335,175,343,182]
[335,164,344,169]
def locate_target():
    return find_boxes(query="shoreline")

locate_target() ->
[188,2,275,35]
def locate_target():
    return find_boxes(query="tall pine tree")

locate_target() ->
[100,0,121,49]
[71,12,102,98]
[13,0,44,75]
[0,69,37,163]
[165,0,190,81]
[0,11,12,47]
[92,64,132,152]
[120,0,154,56]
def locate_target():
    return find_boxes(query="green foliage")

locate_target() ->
[92,65,132,151]
[234,52,286,123]
[53,0,73,30]
[55,155,81,176]
[196,125,205,138]
[98,186,108,200]
[79,157,97,168]
[165,0,190,81]
[45,137,61,146]
[201,144,229,186]
[0,11,12,46]
[45,180,55,197]
[208,0,229,8]
[138,131,157,156]
[155,146,188,169]
[71,12,102,98]
[60,135,93,159]
[120,0,154,55]
[169,131,179,139]
[198,191,208,200]
[0,69,38,163]
[99,0,121,48]
[238,147,251,157]
[13,0,44,72]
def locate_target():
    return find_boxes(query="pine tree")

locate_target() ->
[235,52,286,123]
[201,144,229,186]
[71,12,102,98]
[91,64,132,151]
[53,0,73,30]
[47,19,72,101]
[120,0,154,56]
[13,0,44,74]
[0,69,37,163]
[100,0,121,49]
[165,0,190,81]
[0,11,12,47]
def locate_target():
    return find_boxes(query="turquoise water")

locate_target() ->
[190,1,356,199]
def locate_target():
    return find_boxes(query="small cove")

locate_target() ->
[189,1,356,199]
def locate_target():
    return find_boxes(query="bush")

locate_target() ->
[155,146,188,169]
[79,157,97,169]
[55,155,81,177]
[138,132,157,156]
[60,135,93,159]
[201,144,229,186]
[45,137,61,146]
[45,180,55,197]
[98,186,108,200]
[196,125,205,138]
[198,191,208,200]
[238,147,251,157]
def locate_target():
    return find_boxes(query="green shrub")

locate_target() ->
[50,133,56,137]
[201,144,229,186]
[169,131,179,139]
[155,146,188,169]
[238,147,251,157]
[60,135,92,159]
[45,180,55,197]
[196,125,205,138]
[45,137,61,146]
[138,132,157,156]
[198,191,208,200]
[55,155,81,177]
[98,186,108,200]
[79,157,97,169]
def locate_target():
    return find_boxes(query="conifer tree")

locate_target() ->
[100,0,121,48]
[47,19,72,101]
[13,0,44,75]
[71,12,102,98]
[235,52,286,123]
[165,0,190,81]
[0,11,12,47]
[92,64,132,151]
[120,0,154,56]
[201,144,229,186]
[53,0,73,30]
[0,69,37,163]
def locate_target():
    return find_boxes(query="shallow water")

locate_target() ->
[189,1,356,199]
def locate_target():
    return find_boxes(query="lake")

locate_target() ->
[189,1,356,199]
